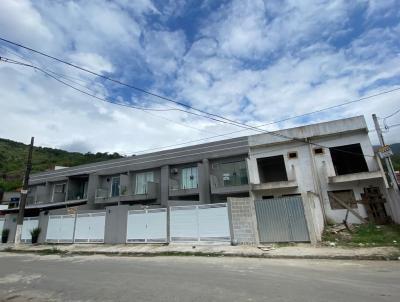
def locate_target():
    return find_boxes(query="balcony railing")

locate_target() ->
[96,188,109,199]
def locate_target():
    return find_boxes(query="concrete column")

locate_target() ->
[300,192,318,246]
[87,174,98,207]
[160,165,169,206]
[198,159,211,203]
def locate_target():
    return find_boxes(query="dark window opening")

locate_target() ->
[314,148,324,154]
[330,144,368,175]
[288,152,298,159]
[281,193,301,198]
[328,190,357,210]
[262,195,274,199]
[257,155,288,183]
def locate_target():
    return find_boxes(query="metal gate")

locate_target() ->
[46,214,76,243]
[21,217,39,243]
[255,197,310,243]
[126,208,167,243]
[74,212,106,243]
[170,203,230,242]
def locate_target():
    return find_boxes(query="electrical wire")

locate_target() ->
[3,37,398,146]
[0,57,380,157]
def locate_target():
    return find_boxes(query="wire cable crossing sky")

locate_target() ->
[0,0,399,154]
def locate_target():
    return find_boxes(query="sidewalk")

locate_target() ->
[1,243,399,260]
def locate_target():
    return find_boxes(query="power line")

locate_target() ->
[0,55,382,158]
[383,108,400,122]
[0,37,269,131]
[0,57,209,134]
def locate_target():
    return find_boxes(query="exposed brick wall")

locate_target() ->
[228,197,259,245]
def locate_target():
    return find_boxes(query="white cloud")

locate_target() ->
[0,0,399,156]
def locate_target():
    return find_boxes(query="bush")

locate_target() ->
[1,228,10,243]
[30,227,41,244]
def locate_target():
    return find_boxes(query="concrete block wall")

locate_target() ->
[228,197,259,245]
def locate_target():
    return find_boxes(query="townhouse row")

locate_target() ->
[1,116,399,244]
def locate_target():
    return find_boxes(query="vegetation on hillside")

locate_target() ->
[0,138,123,192]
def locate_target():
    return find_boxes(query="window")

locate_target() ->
[110,176,120,197]
[329,144,369,175]
[314,148,324,155]
[328,190,357,210]
[257,155,288,182]
[181,167,198,189]
[288,152,298,159]
[217,160,248,187]
[54,183,66,193]
[135,171,154,194]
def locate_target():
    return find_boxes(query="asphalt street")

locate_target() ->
[0,253,399,302]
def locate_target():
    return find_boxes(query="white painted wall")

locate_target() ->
[248,119,391,225]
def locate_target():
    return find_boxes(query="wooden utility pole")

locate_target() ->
[372,114,399,190]
[14,137,34,245]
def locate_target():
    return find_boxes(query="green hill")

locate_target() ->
[0,138,123,192]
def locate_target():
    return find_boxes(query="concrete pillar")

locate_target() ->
[87,174,98,206]
[198,159,211,203]
[160,165,169,206]
[37,212,49,243]
[104,205,129,244]
[300,192,318,246]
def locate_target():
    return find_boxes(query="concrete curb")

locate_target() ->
[1,247,399,261]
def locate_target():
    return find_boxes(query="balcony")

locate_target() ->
[95,188,118,204]
[169,179,199,197]
[210,174,249,195]
[67,177,88,201]
[328,171,384,184]
[252,159,298,191]
[252,180,298,191]
[120,181,159,202]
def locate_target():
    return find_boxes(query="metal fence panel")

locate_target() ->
[170,203,230,242]
[126,210,148,243]
[21,217,39,243]
[146,209,167,242]
[198,204,230,241]
[170,206,198,241]
[46,215,75,243]
[126,209,167,243]
[74,212,105,243]
[255,197,309,243]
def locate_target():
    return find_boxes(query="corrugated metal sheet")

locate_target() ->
[255,197,309,243]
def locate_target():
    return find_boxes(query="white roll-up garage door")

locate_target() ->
[74,212,106,243]
[170,203,231,242]
[126,208,167,243]
[21,217,39,243]
[46,214,76,243]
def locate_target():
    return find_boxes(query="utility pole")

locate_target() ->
[14,137,34,245]
[372,114,399,190]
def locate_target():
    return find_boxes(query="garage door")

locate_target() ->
[74,212,106,243]
[170,203,230,242]
[126,208,167,243]
[255,197,310,243]
[21,217,39,243]
[46,214,76,243]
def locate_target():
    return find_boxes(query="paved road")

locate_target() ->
[0,253,399,302]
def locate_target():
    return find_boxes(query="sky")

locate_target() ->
[0,0,399,156]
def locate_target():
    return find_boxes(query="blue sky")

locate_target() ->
[0,0,399,154]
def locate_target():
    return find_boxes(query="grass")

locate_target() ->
[322,224,400,247]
